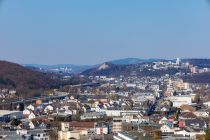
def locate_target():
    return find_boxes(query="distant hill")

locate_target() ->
[82,62,130,76]
[24,58,162,74]
[0,61,59,92]
[0,61,91,98]
[24,64,93,74]
[183,59,210,68]
[82,62,181,77]
[109,58,161,65]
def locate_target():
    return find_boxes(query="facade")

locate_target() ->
[168,96,192,108]
[160,125,174,133]
[112,118,123,133]
[58,122,88,140]
[95,126,108,135]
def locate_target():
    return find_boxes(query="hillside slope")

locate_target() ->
[82,62,181,77]
[0,61,59,96]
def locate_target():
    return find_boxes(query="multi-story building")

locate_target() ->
[112,118,123,133]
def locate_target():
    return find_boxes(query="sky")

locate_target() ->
[0,0,210,65]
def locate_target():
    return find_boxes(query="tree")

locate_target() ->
[10,119,21,126]
[19,102,24,111]
[194,94,200,104]
[205,129,210,140]
[88,99,95,107]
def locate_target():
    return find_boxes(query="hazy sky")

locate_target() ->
[0,0,210,65]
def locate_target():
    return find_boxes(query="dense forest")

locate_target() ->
[0,61,90,98]
[182,72,210,84]
[184,59,210,68]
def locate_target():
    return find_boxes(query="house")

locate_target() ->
[193,110,209,118]
[28,112,36,120]
[180,105,196,112]
[28,129,50,140]
[17,129,50,140]
[159,117,168,125]
[161,107,168,112]
[29,121,35,129]
[27,104,35,111]
[179,118,207,130]
[44,105,54,114]
[149,114,162,123]
[69,121,95,129]
[179,112,197,120]
[160,124,174,133]
[98,109,141,117]
[23,109,31,116]
[203,101,210,108]
[185,119,207,129]
[174,127,205,138]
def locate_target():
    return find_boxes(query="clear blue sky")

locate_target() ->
[0,0,210,65]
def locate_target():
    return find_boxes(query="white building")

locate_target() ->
[58,122,88,140]
[23,109,31,116]
[112,118,123,133]
[27,104,35,111]
[168,96,192,108]
[98,109,141,117]
[174,129,205,139]
[193,111,209,118]
[160,125,174,133]
[95,125,108,135]
[28,112,36,120]
[114,132,135,140]
[44,105,54,113]
[176,58,180,65]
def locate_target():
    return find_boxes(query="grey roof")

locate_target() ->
[185,119,206,129]
[3,135,24,140]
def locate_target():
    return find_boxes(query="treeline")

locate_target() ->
[184,59,210,68]
[0,61,90,98]
[183,72,210,83]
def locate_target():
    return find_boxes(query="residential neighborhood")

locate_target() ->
[0,59,210,140]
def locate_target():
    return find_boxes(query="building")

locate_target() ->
[80,112,106,120]
[98,110,141,117]
[112,118,123,133]
[168,96,192,108]
[0,110,23,122]
[193,110,209,118]
[160,124,174,133]
[16,129,50,140]
[58,122,88,140]
[95,124,108,135]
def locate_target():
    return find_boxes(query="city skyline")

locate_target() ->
[0,0,210,65]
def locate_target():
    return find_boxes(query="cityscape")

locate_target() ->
[1,1,210,140]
